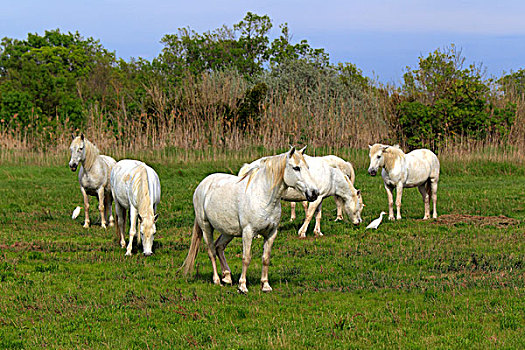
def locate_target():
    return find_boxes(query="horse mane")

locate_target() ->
[82,138,101,171]
[243,152,304,191]
[132,165,153,216]
[383,144,405,170]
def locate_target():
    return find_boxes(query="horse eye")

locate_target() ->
[293,166,300,171]
[377,155,381,159]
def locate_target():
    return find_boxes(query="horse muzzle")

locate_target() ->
[368,169,377,176]
[143,251,153,257]
[305,189,319,202]
[69,163,78,172]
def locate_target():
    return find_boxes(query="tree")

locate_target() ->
[396,45,514,150]
[0,29,116,128]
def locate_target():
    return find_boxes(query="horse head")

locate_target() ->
[69,133,86,172]
[367,144,389,176]
[139,213,158,256]
[283,146,319,202]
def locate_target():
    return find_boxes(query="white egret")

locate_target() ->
[366,211,387,229]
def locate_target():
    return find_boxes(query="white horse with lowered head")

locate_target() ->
[289,154,357,224]
[69,134,116,228]
[367,144,440,220]
[111,159,161,256]
[239,151,363,238]
[182,147,319,293]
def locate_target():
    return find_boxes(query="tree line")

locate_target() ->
[0,12,523,151]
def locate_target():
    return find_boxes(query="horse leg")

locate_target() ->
[97,187,107,229]
[334,196,344,221]
[215,233,234,285]
[395,184,403,220]
[290,202,296,222]
[114,202,126,248]
[418,183,430,219]
[430,178,439,219]
[385,184,395,220]
[80,186,90,228]
[125,206,138,256]
[201,224,221,286]
[298,197,323,238]
[302,201,308,213]
[261,228,278,292]
[105,192,114,227]
[238,228,255,293]
[313,202,323,237]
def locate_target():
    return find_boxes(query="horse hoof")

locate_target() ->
[298,234,306,239]
[314,232,323,237]
[335,216,343,222]
[389,216,395,221]
[83,223,90,228]
[101,224,107,229]
[238,285,248,294]
[222,274,232,285]
[261,283,272,292]
[125,251,132,256]
[108,222,114,227]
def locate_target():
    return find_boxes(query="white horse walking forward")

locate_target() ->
[239,152,363,237]
[111,159,161,256]
[182,147,319,293]
[367,144,440,220]
[69,134,116,228]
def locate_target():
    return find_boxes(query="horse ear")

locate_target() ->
[71,133,75,140]
[381,145,389,151]
[80,133,84,141]
[287,146,296,157]
[298,145,307,155]
[154,214,159,222]
[137,214,142,222]
[356,189,361,196]
[368,144,372,149]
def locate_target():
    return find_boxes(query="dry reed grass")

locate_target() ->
[1,71,525,166]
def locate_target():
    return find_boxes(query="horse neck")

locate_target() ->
[134,168,153,217]
[82,140,100,171]
[384,149,405,172]
[251,157,287,206]
[334,172,355,203]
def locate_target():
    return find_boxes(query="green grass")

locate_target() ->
[0,156,524,349]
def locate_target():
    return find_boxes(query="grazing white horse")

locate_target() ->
[239,152,363,237]
[290,154,356,223]
[367,144,440,220]
[69,134,116,228]
[182,147,319,293]
[111,159,161,256]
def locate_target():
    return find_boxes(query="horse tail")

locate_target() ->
[182,219,203,276]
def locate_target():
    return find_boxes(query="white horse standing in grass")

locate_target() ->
[367,144,440,221]
[111,160,161,256]
[290,154,356,223]
[182,147,319,293]
[69,134,116,228]
[239,152,363,237]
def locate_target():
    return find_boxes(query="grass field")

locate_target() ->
[1,152,524,349]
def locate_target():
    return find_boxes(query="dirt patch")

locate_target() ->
[432,214,519,228]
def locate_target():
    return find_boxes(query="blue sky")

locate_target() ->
[2,0,525,84]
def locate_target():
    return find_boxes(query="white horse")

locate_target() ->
[111,159,161,256]
[69,134,116,228]
[290,154,356,223]
[182,147,319,293]
[367,144,440,220]
[240,152,363,238]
